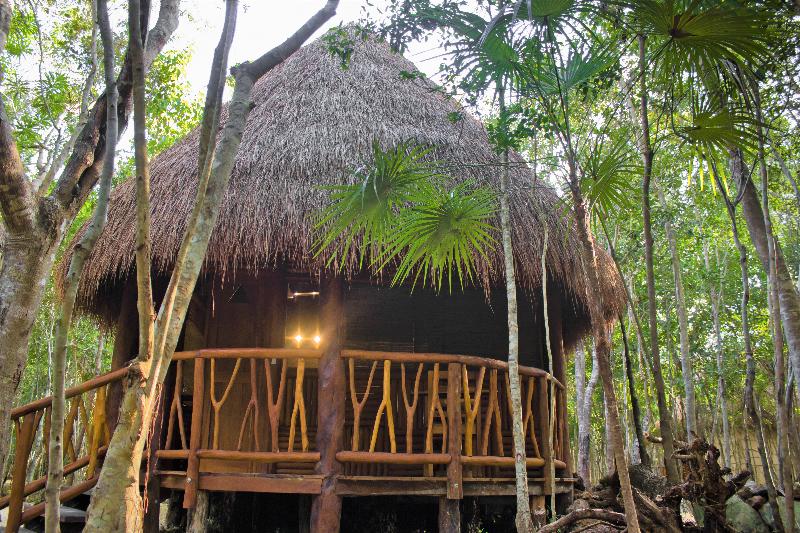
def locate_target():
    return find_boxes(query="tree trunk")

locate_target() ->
[567,180,641,533]
[621,317,649,466]
[0,0,180,475]
[84,3,338,530]
[575,339,600,484]
[654,181,697,438]
[44,3,111,531]
[733,149,800,421]
[498,132,533,531]
[753,84,795,532]
[703,240,731,469]
[712,159,785,533]
[635,35,680,483]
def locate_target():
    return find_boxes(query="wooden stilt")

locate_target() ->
[531,494,547,529]
[310,277,345,533]
[547,288,573,476]
[107,280,138,431]
[438,496,461,533]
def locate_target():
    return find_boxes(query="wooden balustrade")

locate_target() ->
[165,348,322,508]
[338,350,568,483]
[1,368,124,533]
[3,347,570,525]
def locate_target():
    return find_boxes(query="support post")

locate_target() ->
[6,413,37,533]
[310,277,345,533]
[446,363,463,500]
[547,289,573,476]
[107,280,138,431]
[183,357,206,509]
[438,496,461,533]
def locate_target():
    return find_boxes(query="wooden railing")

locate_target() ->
[159,348,323,507]
[0,368,124,532]
[3,347,568,527]
[337,350,567,494]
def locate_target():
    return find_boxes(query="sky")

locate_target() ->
[172,1,445,95]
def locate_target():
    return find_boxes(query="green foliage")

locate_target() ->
[314,142,497,291]
[634,0,772,85]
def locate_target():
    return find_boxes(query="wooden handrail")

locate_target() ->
[341,350,565,390]
[0,447,108,510]
[173,347,322,361]
[10,367,129,419]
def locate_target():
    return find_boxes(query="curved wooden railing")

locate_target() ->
[160,348,323,507]
[337,350,567,497]
[0,368,126,532]
[4,347,569,526]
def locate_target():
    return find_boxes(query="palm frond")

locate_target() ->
[381,180,498,292]
[313,142,437,267]
[635,0,772,81]
[520,43,615,97]
[580,136,640,219]
[675,103,760,154]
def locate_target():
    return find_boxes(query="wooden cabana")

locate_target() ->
[3,32,625,533]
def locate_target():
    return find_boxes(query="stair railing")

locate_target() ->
[0,367,127,533]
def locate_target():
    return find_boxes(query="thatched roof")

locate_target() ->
[64,31,625,345]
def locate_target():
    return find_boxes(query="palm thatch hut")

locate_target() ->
[62,31,624,532]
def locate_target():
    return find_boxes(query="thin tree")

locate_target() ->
[712,156,785,533]
[83,2,340,530]
[752,80,794,531]
[43,1,113,531]
[635,33,681,483]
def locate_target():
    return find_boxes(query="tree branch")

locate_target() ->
[0,0,35,234]
[50,0,180,216]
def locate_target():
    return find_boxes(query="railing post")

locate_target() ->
[7,412,38,533]
[537,375,553,494]
[183,357,205,509]
[446,363,463,500]
[311,277,345,533]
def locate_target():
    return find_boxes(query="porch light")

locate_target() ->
[313,335,321,345]
[294,334,303,344]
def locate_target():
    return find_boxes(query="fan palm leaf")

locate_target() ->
[381,180,498,291]
[313,142,437,267]
[634,0,771,82]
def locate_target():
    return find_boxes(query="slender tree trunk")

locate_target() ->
[621,317,648,466]
[44,3,110,531]
[712,159,785,533]
[541,227,558,515]
[703,240,731,468]
[733,149,800,423]
[576,339,600,484]
[567,179,640,532]
[753,84,795,532]
[637,35,680,484]
[84,3,338,530]
[654,181,697,438]
[497,98,533,530]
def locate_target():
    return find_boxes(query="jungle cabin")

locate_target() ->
[3,32,625,533]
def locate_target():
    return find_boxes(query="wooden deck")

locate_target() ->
[0,348,572,532]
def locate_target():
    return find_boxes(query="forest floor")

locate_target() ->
[553,438,800,532]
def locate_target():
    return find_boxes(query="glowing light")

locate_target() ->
[294,334,303,343]
[313,335,321,345]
